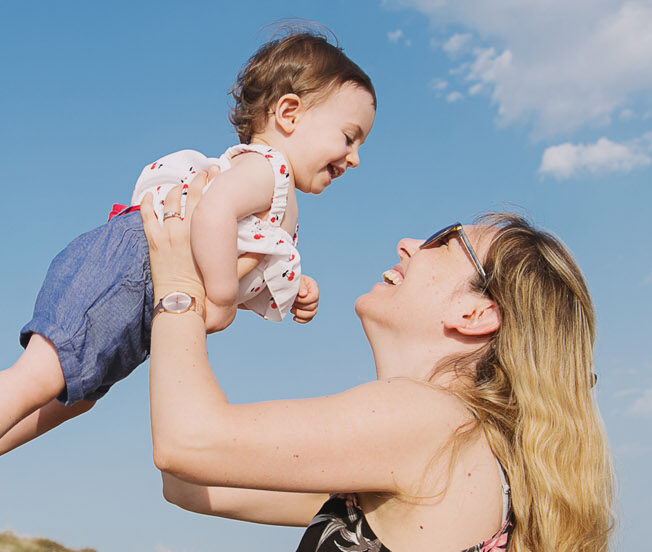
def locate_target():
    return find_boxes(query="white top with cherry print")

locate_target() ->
[131,145,301,322]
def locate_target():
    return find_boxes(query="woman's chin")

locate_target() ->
[354,294,367,319]
[354,291,377,323]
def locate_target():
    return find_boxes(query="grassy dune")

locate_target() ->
[0,531,96,552]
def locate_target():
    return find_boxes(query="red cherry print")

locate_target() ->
[150,162,157,170]
[156,186,161,191]
[253,234,264,240]
[254,287,261,292]
[271,301,277,309]
[270,216,275,223]
[265,154,273,159]
[280,165,287,175]
[278,240,284,244]
[287,271,295,281]
[289,254,295,261]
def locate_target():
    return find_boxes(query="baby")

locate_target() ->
[0,30,376,454]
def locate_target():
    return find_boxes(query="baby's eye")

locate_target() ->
[344,134,354,146]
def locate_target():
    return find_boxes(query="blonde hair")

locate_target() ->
[230,27,376,143]
[442,213,614,551]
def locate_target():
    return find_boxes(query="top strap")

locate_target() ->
[495,458,511,525]
[222,144,291,227]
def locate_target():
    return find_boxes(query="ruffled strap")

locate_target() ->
[222,144,291,226]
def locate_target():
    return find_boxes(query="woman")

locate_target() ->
[142,174,614,552]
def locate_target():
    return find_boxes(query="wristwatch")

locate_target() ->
[152,292,205,320]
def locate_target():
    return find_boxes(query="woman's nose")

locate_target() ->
[397,238,421,260]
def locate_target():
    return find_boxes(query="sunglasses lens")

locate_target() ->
[420,223,487,284]
[421,224,460,249]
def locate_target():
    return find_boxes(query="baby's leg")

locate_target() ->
[0,334,68,450]
[0,398,95,455]
[237,252,265,279]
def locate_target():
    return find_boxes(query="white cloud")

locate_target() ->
[620,108,634,121]
[430,78,448,91]
[539,135,652,179]
[446,91,463,103]
[385,0,652,138]
[627,387,652,417]
[468,82,483,95]
[387,29,404,43]
[443,32,472,55]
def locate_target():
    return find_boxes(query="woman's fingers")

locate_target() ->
[140,192,155,225]
[207,164,221,183]
[163,185,184,226]
[140,192,162,250]
[184,170,208,219]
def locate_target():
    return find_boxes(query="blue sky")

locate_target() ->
[0,1,650,550]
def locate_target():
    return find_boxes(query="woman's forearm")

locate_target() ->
[149,309,228,477]
[161,472,327,526]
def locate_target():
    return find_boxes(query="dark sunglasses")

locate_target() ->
[420,223,487,284]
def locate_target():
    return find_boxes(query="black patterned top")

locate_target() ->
[296,488,512,552]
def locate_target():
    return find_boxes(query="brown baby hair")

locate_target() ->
[230,28,376,144]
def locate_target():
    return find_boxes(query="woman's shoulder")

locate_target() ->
[377,377,475,426]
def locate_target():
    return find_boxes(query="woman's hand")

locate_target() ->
[140,172,207,307]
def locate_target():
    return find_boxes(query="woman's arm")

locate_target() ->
[161,473,327,526]
[143,175,468,503]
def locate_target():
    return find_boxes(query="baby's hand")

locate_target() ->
[291,275,319,324]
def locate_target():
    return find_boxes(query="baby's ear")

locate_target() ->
[274,94,303,134]
[444,299,500,337]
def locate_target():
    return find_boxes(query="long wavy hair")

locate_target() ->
[442,213,614,551]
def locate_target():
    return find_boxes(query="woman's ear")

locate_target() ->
[274,94,303,134]
[444,299,500,337]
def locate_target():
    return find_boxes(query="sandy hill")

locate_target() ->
[0,531,96,552]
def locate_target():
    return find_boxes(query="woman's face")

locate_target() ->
[355,225,492,340]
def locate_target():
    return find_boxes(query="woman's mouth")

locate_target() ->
[382,268,403,286]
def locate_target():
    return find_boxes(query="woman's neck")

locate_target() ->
[365,328,441,382]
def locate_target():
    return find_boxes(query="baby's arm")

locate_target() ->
[191,154,276,331]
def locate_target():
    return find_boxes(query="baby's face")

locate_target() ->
[286,82,375,195]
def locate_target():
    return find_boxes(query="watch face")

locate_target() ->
[162,292,192,313]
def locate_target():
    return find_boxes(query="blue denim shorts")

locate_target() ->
[20,211,153,405]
